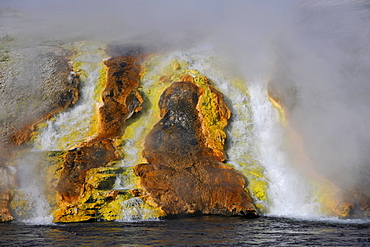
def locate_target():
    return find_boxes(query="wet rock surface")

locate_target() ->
[97,56,144,139]
[134,81,257,217]
[0,46,79,154]
[56,139,119,204]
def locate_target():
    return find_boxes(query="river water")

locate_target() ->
[0,216,369,246]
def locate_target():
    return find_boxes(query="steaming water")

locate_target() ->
[248,83,319,217]
[180,49,319,217]
[12,152,53,225]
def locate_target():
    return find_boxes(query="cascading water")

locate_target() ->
[185,50,269,210]
[33,42,105,151]
[248,82,319,217]
[1,2,370,247]
[30,42,164,222]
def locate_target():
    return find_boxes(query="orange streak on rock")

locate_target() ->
[56,139,119,203]
[97,56,144,139]
[197,85,231,161]
[10,62,80,146]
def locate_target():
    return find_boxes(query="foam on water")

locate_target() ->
[118,197,161,222]
[296,216,370,224]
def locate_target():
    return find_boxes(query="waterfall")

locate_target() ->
[248,82,319,217]
[30,43,168,222]
[11,151,54,224]
[136,48,318,217]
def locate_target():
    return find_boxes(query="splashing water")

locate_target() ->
[248,82,319,217]
[119,197,160,222]
[134,48,318,217]
[12,151,54,224]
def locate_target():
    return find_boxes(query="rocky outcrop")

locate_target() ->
[0,46,79,156]
[54,55,145,222]
[9,70,79,146]
[56,139,119,204]
[97,56,144,139]
[134,81,257,217]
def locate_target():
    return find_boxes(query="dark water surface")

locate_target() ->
[0,216,369,246]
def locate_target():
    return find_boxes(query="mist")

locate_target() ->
[268,1,370,193]
[1,0,370,197]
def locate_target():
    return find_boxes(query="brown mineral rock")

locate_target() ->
[56,139,119,203]
[97,56,144,139]
[342,188,370,218]
[0,192,14,222]
[134,81,257,217]
[54,55,145,221]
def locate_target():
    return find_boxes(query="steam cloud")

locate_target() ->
[1,0,369,195]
